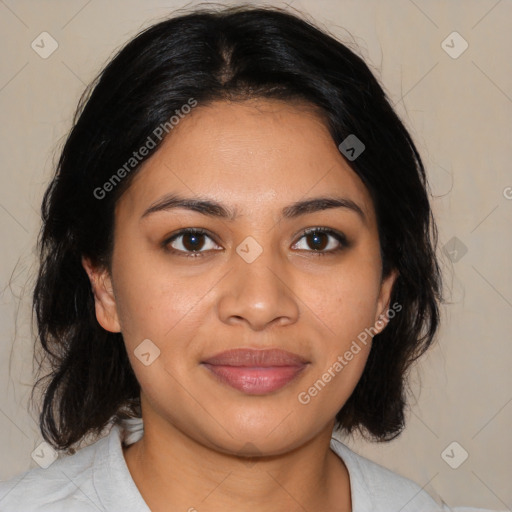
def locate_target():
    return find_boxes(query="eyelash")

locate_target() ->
[162,227,349,258]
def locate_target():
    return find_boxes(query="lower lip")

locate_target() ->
[202,364,307,394]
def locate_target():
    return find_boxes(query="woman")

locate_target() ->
[0,5,447,511]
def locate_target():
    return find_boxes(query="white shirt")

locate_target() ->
[0,418,491,511]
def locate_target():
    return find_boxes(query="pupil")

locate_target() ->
[308,232,327,250]
[184,233,204,251]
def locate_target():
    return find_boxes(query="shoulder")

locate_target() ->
[330,437,444,512]
[0,429,112,512]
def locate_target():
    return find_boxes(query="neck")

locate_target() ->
[123,413,351,512]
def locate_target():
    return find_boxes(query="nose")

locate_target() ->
[216,243,300,331]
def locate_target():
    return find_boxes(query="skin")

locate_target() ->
[82,99,398,512]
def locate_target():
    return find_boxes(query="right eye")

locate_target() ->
[162,228,222,258]
[163,228,222,257]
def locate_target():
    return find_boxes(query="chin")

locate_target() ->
[198,415,312,458]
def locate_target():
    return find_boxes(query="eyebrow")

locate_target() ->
[140,193,366,224]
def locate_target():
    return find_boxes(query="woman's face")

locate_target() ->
[85,99,397,455]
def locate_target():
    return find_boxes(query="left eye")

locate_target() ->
[292,228,347,253]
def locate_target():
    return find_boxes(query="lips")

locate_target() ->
[201,348,309,395]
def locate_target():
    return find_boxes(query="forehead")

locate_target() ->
[117,99,376,225]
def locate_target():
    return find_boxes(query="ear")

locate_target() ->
[81,256,121,333]
[372,268,399,335]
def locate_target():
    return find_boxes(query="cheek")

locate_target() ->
[294,266,377,413]
[110,240,189,344]
[301,255,382,338]
[115,274,197,344]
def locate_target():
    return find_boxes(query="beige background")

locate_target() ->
[0,0,511,509]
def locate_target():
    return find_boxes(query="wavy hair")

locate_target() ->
[30,4,443,452]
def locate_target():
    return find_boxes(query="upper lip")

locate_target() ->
[201,348,309,367]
